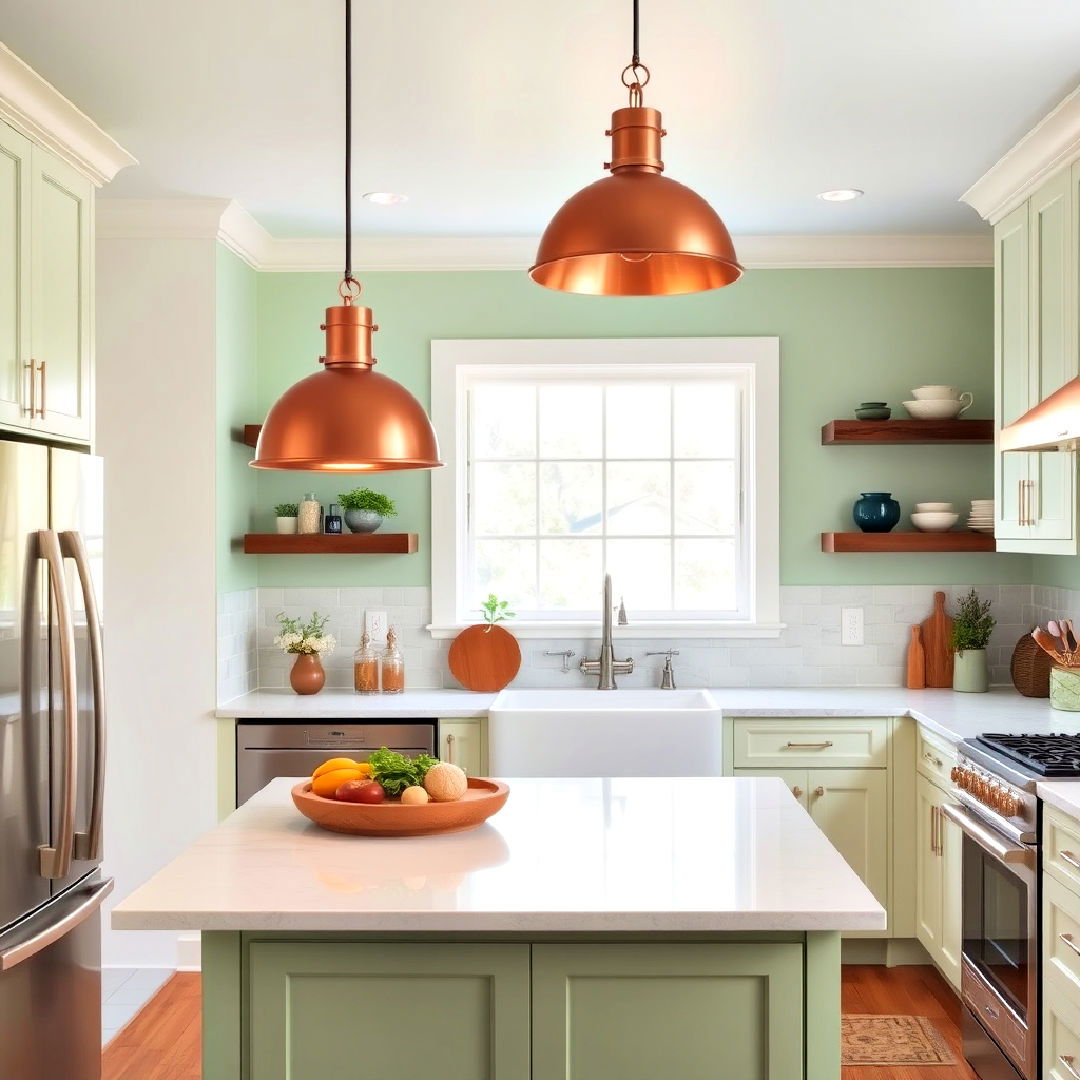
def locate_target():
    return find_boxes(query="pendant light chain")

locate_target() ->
[341,0,360,302]
[621,0,649,105]
[631,0,640,67]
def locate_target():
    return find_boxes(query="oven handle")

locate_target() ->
[941,803,1035,867]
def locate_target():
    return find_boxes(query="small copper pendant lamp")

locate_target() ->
[530,0,741,297]
[251,0,441,472]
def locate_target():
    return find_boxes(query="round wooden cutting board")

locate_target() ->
[448,623,521,691]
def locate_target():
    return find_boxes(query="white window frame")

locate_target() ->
[429,337,782,639]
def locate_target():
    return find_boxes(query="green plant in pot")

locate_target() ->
[274,502,299,535]
[338,488,397,534]
[949,589,995,693]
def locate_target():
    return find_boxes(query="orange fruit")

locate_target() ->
[356,761,373,778]
[311,768,364,798]
[312,757,359,779]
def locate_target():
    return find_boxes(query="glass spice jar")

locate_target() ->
[353,630,379,694]
[381,627,405,694]
[297,492,322,535]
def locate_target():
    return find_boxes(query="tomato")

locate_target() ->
[335,779,385,804]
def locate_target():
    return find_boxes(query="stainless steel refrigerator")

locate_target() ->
[0,438,110,1080]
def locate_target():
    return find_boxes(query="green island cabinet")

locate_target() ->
[438,716,487,776]
[724,716,915,944]
[993,162,1080,551]
[202,931,840,1080]
[1043,805,1080,1077]
[0,118,94,443]
[913,728,962,989]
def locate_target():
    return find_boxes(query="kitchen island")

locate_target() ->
[114,776,885,1079]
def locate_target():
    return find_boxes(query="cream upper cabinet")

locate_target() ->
[0,122,94,444]
[0,123,32,429]
[994,168,1080,552]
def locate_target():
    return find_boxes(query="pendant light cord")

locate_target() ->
[631,0,639,66]
[342,0,358,298]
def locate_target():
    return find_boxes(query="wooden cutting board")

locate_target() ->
[906,625,926,689]
[447,624,521,692]
[920,591,954,688]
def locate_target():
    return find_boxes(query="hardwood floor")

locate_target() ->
[842,965,978,1080]
[103,964,976,1080]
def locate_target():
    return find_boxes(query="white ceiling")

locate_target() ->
[2,0,1079,239]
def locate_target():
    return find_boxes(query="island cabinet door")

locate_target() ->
[247,942,531,1080]
[531,943,804,1080]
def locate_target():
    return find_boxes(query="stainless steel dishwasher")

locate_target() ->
[235,720,437,805]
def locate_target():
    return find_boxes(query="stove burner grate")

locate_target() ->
[977,733,1080,777]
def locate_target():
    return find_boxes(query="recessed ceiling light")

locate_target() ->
[363,191,408,206]
[817,188,864,202]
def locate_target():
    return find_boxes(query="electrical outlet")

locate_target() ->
[365,610,387,641]
[841,607,864,646]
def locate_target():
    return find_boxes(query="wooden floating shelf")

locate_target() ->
[822,532,996,553]
[242,424,261,448]
[243,533,420,555]
[821,419,994,445]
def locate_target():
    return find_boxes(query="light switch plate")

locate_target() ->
[841,607,864,646]
[365,610,387,641]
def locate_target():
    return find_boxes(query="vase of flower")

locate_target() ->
[275,610,337,696]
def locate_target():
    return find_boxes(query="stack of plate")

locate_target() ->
[968,499,994,533]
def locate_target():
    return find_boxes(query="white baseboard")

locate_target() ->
[176,932,201,971]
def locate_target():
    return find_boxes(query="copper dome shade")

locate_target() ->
[531,103,742,296]
[251,302,442,472]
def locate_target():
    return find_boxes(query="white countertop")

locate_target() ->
[1037,782,1080,820]
[111,776,885,934]
[216,686,1078,748]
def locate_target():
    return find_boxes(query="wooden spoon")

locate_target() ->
[1033,626,1067,663]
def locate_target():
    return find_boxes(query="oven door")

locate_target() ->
[943,802,1038,1080]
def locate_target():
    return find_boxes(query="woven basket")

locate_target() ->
[1010,633,1052,698]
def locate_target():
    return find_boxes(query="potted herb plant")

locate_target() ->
[339,487,397,533]
[949,589,995,693]
[274,502,299,534]
[275,611,337,695]
[446,594,522,692]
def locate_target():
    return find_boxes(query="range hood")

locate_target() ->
[1000,377,1080,452]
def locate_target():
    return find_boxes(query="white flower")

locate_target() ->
[307,634,336,655]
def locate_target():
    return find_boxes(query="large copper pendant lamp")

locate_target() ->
[530,0,742,297]
[251,0,442,472]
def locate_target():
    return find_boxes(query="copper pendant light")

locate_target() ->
[530,0,741,297]
[251,0,442,472]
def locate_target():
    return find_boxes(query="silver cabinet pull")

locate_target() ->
[36,359,45,418]
[792,786,803,799]
[1060,1055,1080,1080]
[930,804,938,856]
[1027,479,1036,525]
[1061,850,1080,872]
[0,878,112,970]
[786,741,834,749]
[1060,932,1080,959]
[36,530,78,879]
[61,531,105,862]
[23,360,35,416]
[923,750,943,768]
[1018,479,1024,526]
[445,732,455,765]
[813,786,826,798]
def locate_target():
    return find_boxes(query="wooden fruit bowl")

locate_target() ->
[292,777,510,837]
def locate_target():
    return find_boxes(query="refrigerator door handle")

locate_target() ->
[36,530,79,881]
[60,531,105,863]
[0,877,113,971]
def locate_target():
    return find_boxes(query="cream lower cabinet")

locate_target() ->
[733,765,888,928]
[438,717,487,776]
[1044,808,1080,1080]
[915,773,961,989]
[0,120,93,443]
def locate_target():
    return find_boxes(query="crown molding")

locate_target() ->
[98,199,992,269]
[962,83,1080,224]
[0,41,136,186]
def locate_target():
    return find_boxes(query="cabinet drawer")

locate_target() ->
[1046,808,1080,893]
[916,728,957,788]
[731,718,889,769]
[1045,875,1080,993]
[1045,971,1080,1080]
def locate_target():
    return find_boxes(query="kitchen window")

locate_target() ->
[429,338,781,638]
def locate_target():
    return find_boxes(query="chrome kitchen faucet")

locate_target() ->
[579,573,634,689]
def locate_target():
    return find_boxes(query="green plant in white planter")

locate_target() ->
[339,488,397,534]
[949,589,995,693]
[274,502,299,535]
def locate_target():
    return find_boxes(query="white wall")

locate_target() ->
[95,235,219,967]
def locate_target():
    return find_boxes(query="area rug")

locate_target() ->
[841,1015,957,1065]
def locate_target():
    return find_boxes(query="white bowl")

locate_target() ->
[911,511,960,532]
[903,399,964,420]
[915,502,954,512]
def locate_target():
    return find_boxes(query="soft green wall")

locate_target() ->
[1033,554,1080,589]
[250,266,1031,587]
[216,245,259,594]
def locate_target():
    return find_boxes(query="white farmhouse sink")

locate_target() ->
[488,688,723,778]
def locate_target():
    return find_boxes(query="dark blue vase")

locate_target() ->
[853,492,900,533]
